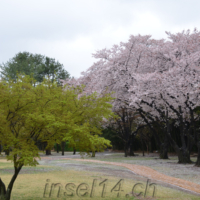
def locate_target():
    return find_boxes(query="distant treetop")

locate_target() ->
[0,51,70,84]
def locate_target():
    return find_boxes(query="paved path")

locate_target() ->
[62,158,200,195]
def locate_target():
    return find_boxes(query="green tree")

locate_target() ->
[53,84,116,155]
[0,52,70,84]
[0,75,114,200]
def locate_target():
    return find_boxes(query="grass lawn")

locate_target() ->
[0,156,200,200]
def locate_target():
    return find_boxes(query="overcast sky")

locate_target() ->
[0,0,199,78]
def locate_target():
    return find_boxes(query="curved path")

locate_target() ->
[63,158,200,195]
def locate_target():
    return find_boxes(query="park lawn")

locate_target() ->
[0,159,55,175]
[83,153,197,163]
[71,153,200,185]
[0,158,200,200]
[0,161,13,169]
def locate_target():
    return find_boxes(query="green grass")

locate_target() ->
[2,168,198,200]
[0,156,200,200]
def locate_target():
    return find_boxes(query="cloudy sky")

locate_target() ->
[0,0,199,78]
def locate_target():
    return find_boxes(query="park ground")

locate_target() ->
[0,151,200,200]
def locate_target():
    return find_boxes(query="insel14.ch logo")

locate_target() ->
[43,178,156,198]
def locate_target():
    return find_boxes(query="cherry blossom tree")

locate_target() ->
[63,34,163,157]
[61,33,182,158]
[62,28,200,164]
[129,29,200,164]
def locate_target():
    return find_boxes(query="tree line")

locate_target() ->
[62,28,200,166]
[0,53,115,200]
[1,28,200,199]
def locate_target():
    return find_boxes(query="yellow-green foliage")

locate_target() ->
[0,75,116,167]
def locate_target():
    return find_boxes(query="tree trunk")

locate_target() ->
[177,107,192,163]
[129,134,135,156]
[177,148,192,164]
[0,165,23,200]
[56,143,59,153]
[124,142,128,157]
[0,178,6,199]
[176,132,192,164]
[45,149,51,155]
[124,129,129,157]
[61,141,65,156]
[44,142,51,155]
[159,133,169,159]
[139,111,162,153]
[167,131,192,163]
[141,140,145,156]
[159,112,170,159]
[159,143,168,159]
[73,148,76,155]
[195,142,200,167]
[92,151,95,157]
